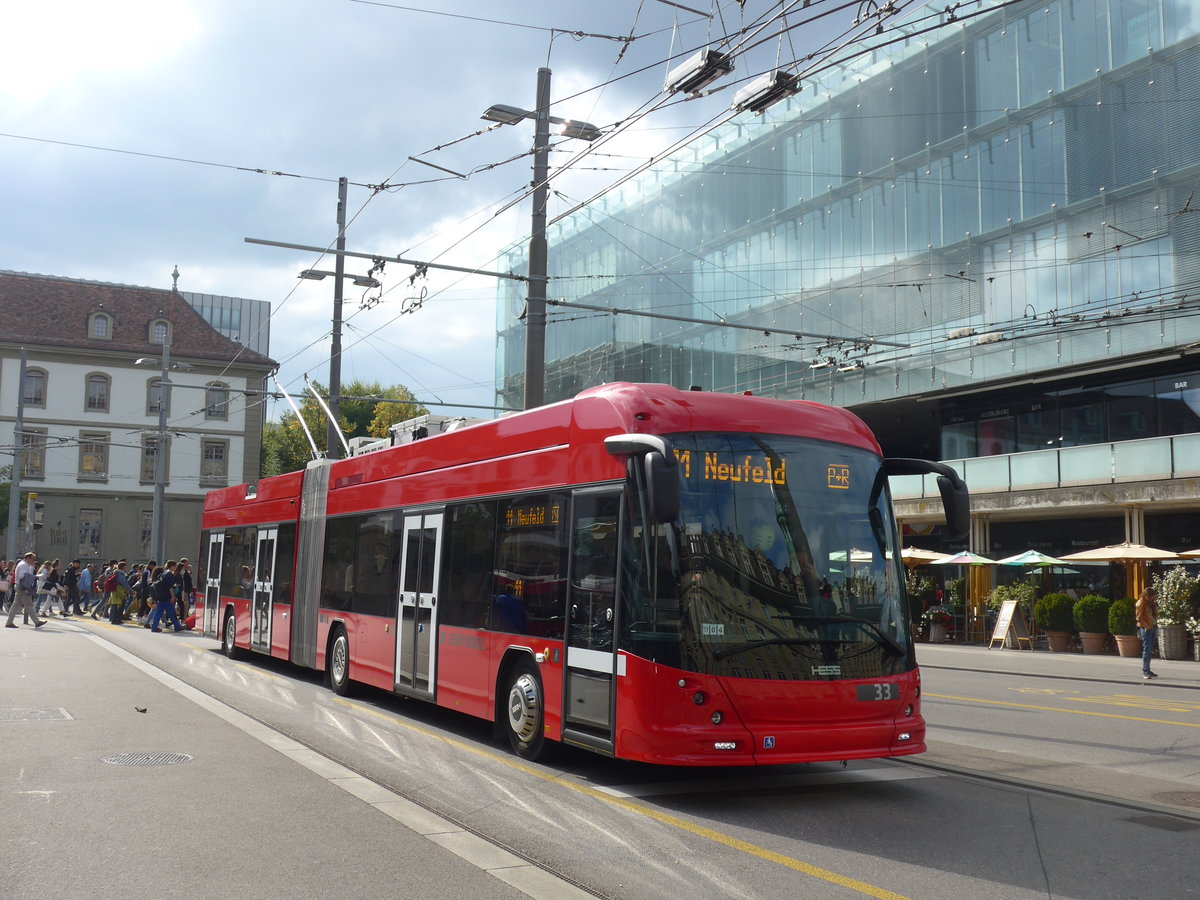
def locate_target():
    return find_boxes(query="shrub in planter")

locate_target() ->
[1107,598,1137,636]
[1151,566,1200,627]
[1073,594,1111,633]
[1034,592,1074,633]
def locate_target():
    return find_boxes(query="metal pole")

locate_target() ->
[6,348,27,560]
[524,67,551,410]
[151,338,170,564]
[327,176,348,459]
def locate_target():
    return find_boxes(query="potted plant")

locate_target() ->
[1152,566,1200,660]
[921,605,953,643]
[1033,592,1074,652]
[1109,598,1141,657]
[905,572,935,638]
[1187,615,1200,663]
[1073,594,1111,654]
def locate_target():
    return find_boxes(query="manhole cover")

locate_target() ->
[1153,792,1200,810]
[0,707,72,722]
[102,752,193,767]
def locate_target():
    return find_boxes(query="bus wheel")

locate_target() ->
[504,661,547,760]
[329,629,352,696]
[222,611,240,659]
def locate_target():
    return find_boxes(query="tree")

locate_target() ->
[260,380,426,477]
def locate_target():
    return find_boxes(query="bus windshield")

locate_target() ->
[620,432,912,681]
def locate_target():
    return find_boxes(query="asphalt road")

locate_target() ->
[7,620,1200,899]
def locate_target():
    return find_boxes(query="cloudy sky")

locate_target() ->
[0,0,852,421]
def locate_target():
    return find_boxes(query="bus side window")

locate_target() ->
[440,501,497,629]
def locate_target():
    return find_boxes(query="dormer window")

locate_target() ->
[89,312,112,340]
[150,318,171,344]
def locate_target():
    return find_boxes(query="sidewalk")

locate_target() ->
[0,619,586,900]
[918,640,1200,688]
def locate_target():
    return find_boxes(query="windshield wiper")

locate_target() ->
[715,619,902,657]
[820,616,907,658]
[712,636,826,660]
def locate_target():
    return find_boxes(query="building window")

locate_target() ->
[89,312,112,340]
[21,427,47,478]
[79,432,109,481]
[23,368,47,407]
[78,508,102,558]
[85,373,110,412]
[140,434,170,483]
[150,318,170,344]
[146,379,169,416]
[200,439,229,486]
[205,382,230,420]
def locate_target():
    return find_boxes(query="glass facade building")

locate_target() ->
[498,0,1200,463]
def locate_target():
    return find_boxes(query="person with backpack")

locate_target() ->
[5,552,47,629]
[148,562,186,633]
[90,560,118,619]
[104,561,131,625]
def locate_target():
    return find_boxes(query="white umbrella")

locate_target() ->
[900,547,952,566]
[996,549,1064,566]
[934,551,997,565]
[1059,542,1179,562]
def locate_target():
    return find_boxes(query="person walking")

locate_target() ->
[78,563,94,613]
[5,552,47,629]
[1136,586,1159,680]
[105,561,132,625]
[45,560,68,617]
[148,562,186,633]
[64,559,83,615]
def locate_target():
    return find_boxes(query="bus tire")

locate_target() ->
[329,628,353,696]
[222,610,240,659]
[504,660,548,760]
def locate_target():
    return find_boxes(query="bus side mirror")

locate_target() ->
[884,458,970,540]
[935,475,970,540]
[644,451,680,524]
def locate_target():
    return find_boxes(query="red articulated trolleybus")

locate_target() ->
[199,383,968,766]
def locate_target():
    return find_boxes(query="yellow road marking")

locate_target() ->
[1071,694,1200,713]
[927,692,1200,727]
[333,697,911,900]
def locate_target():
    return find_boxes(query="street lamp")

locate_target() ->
[298,269,381,289]
[133,353,192,564]
[482,67,601,410]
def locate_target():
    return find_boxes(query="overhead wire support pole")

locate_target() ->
[5,347,27,561]
[525,66,552,410]
[327,176,348,460]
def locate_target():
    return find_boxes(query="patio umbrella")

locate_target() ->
[933,551,997,565]
[1178,548,1200,558]
[1059,542,1179,562]
[1060,542,1180,597]
[995,549,1064,567]
[932,551,996,641]
[899,547,951,566]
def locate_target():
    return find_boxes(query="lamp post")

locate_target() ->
[483,68,601,410]
[134,352,191,564]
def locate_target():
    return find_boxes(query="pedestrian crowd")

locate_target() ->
[3,552,196,633]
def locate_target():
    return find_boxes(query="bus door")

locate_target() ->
[563,491,620,749]
[202,533,224,638]
[394,511,443,698]
[250,527,277,652]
